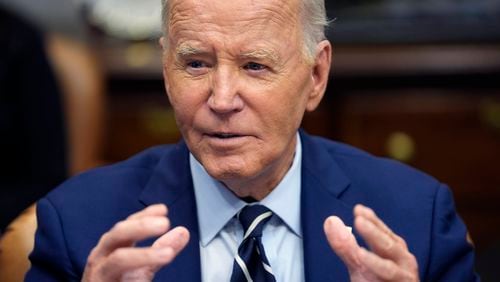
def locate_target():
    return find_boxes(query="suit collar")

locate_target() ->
[299,131,354,281]
[137,133,355,281]
[138,141,202,282]
[300,130,351,198]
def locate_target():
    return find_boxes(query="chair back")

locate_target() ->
[0,205,37,282]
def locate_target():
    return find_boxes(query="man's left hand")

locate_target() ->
[324,204,419,282]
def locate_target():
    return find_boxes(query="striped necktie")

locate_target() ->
[230,205,277,282]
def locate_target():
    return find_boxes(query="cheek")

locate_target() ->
[168,74,209,115]
[169,89,205,134]
[263,77,311,127]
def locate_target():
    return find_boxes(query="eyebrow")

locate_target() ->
[174,42,281,65]
[240,49,280,65]
[175,42,202,57]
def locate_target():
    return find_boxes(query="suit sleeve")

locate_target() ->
[424,184,480,281]
[25,198,80,281]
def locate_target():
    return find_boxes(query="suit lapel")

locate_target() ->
[300,132,354,281]
[134,134,356,281]
[138,142,202,282]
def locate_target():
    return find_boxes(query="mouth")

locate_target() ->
[208,132,244,139]
[202,131,253,149]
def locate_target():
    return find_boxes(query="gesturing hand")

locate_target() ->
[82,204,190,282]
[324,204,419,282]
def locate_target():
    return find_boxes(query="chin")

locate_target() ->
[202,152,263,181]
[205,157,249,179]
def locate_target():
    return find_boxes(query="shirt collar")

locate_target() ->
[191,133,303,246]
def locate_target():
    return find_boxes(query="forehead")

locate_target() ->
[167,0,302,49]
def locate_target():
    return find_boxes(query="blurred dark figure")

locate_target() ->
[0,5,104,280]
[0,7,67,231]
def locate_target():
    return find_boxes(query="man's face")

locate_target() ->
[162,0,329,193]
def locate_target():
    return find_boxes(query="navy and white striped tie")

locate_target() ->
[230,205,276,282]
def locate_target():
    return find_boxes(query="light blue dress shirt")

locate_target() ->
[190,133,304,282]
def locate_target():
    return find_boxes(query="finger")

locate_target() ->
[97,247,175,280]
[354,205,401,243]
[92,215,170,259]
[127,204,168,220]
[355,216,409,261]
[324,216,361,270]
[153,226,190,253]
[150,226,190,272]
[358,247,417,281]
[354,207,417,271]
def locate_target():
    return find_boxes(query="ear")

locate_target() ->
[306,40,332,112]
[159,36,166,49]
[159,36,168,66]
[159,36,171,97]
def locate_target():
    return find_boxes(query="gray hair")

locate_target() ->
[160,0,329,61]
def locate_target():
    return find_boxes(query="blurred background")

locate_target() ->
[0,0,499,279]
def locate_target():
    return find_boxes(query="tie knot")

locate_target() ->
[238,205,273,239]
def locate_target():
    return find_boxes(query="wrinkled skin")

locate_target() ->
[163,0,329,200]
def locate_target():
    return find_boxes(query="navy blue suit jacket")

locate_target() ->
[27,133,478,281]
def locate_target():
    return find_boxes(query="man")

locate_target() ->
[27,0,478,281]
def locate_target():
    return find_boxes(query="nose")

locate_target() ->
[207,66,244,114]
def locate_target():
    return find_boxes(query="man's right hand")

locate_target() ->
[82,204,190,282]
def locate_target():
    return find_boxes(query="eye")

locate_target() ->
[184,60,210,76]
[187,60,205,69]
[244,62,266,71]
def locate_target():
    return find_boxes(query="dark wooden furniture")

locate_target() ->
[307,44,500,254]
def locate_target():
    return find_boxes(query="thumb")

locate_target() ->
[324,216,361,270]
